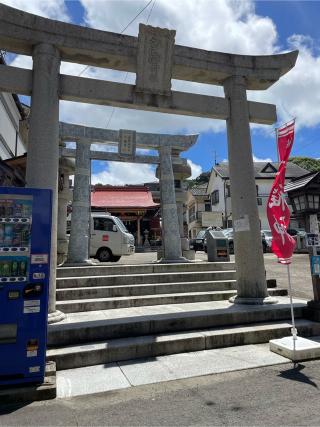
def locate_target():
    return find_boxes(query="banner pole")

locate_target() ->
[286,263,297,363]
[275,127,280,163]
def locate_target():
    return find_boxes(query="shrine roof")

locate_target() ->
[91,186,159,209]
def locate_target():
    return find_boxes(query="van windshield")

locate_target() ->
[114,217,129,233]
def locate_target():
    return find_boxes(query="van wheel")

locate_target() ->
[111,255,121,262]
[97,247,112,262]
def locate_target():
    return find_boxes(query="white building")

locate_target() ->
[206,162,309,229]
[0,54,27,185]
[186,183,224,238]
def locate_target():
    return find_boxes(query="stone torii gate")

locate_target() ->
[58,122,197,265]
[0,4,299,323]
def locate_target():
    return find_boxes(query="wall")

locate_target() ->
[0,92,26,160]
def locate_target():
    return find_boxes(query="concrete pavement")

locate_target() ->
[55,338,320,399]
[1,357,320,426]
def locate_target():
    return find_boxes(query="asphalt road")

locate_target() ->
[1,360,320,426]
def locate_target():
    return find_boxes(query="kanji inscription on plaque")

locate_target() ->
[119,130,136,157]
[135,24,175,96]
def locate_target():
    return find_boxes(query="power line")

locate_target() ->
[77,0,154,77]
[120,0,153,34]
[105,0,157,129]
[146,0,156,24]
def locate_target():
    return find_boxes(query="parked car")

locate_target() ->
[190,230,206,252]
[90,213,135,262]
[217,228,268,254]
[287,228,306,237]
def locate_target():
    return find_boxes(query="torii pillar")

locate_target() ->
[224,76,276,304]
[66,139,92,265]
[158,145,189,263]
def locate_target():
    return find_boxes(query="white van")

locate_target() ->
[90,213,135,262]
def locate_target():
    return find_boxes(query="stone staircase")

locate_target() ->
[47,262,320,370]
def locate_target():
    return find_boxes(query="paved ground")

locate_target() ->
[102,252,314,300]
[1,359,320,426]
[1,252,317,424]
[55,336,318,399]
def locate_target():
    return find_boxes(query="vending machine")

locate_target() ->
[0,187,52,385]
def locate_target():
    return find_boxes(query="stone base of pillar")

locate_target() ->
[157,256,191,264]
[183,249,195,261]
[64,259,97,267]
[303,300,320,322]
[57,238,69,266]
[48,310,66,324]
[229,295,278,305]
[181,237,190,251]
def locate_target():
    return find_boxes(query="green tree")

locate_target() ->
[290,157,320,172]
[185,171,210,188]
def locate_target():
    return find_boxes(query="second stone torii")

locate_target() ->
[59,122,198,265]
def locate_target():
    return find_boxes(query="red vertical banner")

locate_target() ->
[267,120,296,264]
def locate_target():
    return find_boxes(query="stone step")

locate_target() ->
[48,297,306,347]
[57,261,236,278]
[56,288,288,313]
[56,270,236,288]
[56,280,238,301]
[47,319,320,371]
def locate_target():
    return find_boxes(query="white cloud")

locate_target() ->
[0,0,70,21]
[6,0,320,185]
[91,162,157,186]
[7,0,320,135]
[252,154,272,162]
[187,159,202,179]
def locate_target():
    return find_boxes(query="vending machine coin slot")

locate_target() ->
[23,283,43,299]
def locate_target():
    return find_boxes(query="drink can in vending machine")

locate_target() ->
[2,260,11,277]
[11,260,19,277]
[22,202,32,218]
[20,225,30,247]
[0,202,5,217]
[0,223,4,247]
[5,200,14,217]
[19,260,27,276]
[14,202,23,217]
[4,224,13,246]
[12,224,22,247]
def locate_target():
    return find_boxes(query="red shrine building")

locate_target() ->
[91,185,161,246]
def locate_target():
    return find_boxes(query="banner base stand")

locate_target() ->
[270,336,320,362]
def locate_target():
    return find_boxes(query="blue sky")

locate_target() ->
[4,0,320,183]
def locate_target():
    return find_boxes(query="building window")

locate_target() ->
[174,179,181,189]
[226,184,231,197]
[189,205,196,222]
[293,195,306,212]
[256,185,259,196]
[211,190,219,205]
[307,194,320,210]
[257,197,262,206]
[205,203,211,212]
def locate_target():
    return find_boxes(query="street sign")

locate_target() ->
[306,233,320,247]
